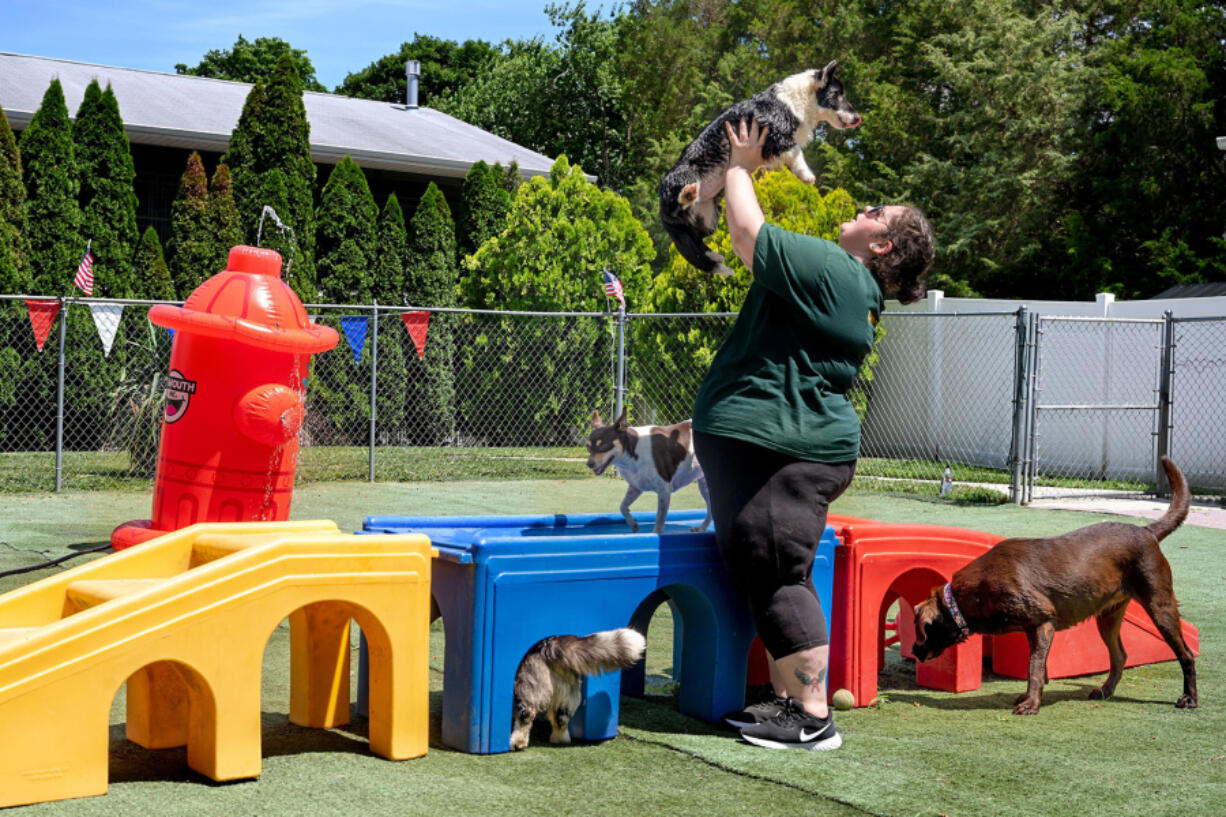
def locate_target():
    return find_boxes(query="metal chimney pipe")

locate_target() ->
[405,60,420,109]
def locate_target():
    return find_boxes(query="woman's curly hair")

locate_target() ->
[866,206,935,305]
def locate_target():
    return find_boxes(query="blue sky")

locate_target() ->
[5,0,574,90]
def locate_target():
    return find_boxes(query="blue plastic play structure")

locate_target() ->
[358,509,838,754]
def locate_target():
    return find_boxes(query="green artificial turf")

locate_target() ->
[1,480,1222,816]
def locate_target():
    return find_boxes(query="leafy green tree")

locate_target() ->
[402,182,457,444]
[1058,0,1226,298]
[222,56,317,300]
[0,105,25,291]
[166,152,211,298]
[134,225,175,301]
[335,35,501,103]
[457,160,513,262]
[176,35,326,92]
[315,156,378,303]
[21,78,81,294]
[73,81,139,298]
[206,163,244,277]
[461,156,654,443]
[440,4,635,189]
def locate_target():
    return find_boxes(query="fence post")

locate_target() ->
[54,296,67,492]
[1008,307,1029,503]
[369,303,379,484]
[1022,311,1042,504]
[614,305,626,419]
[1154,310,1175,496]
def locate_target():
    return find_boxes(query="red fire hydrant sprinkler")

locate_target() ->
[111,246,339,550]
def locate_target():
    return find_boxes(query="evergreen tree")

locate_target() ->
[222,55,316,299]
[21,79,81,294]
[374,193,406,304]
[315,156,378,303]
[134,226,175,301]
[403,182,457,444]
[0,105,25,290]
[73,81,139,298]
[206,163,244,276]
[372,194,409,442]
[165,152,211,298]
[457,160,513,261]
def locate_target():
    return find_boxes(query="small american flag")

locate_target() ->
[73,242,94,296]
[601,269,625,309]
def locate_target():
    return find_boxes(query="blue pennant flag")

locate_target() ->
[340,315,369,365]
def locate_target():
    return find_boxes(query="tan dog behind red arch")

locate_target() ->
[911,455,1196,715]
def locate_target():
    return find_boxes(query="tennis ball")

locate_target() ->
[832,688,855,711]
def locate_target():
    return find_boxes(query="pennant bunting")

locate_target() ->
[401,311,430,360]
[340,315,369,365]
[88,303,124,357]
[25,300,61,352]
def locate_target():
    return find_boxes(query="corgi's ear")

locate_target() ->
[615,409,628,429]
[591,411,603,429]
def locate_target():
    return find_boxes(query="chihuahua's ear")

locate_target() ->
[615,409,628,429]
[591,411,603,429]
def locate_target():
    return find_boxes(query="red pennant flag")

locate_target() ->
[26,300,61,352]
[401,311,430,359]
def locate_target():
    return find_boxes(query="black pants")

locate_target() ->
[693,430,855,659]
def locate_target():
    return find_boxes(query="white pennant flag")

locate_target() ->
[88,303,124,357]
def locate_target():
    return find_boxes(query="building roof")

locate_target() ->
[0,52,556,180]
[1150,282,1226,299]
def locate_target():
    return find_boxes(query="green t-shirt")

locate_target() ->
[692,223,885,462]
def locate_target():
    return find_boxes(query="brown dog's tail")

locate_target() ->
[540,628,646,677]
[1147,455,1190,542]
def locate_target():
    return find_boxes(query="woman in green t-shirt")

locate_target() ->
[697,117,935,752]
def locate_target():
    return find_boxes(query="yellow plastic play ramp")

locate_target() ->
[0,520,434,808]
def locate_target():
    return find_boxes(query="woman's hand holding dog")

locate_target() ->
[725,117,768,172]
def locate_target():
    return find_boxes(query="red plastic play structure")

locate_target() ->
[111,246,339,550]
[748,513,1199,706]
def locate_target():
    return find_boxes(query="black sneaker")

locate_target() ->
[723,695,787,729]
[739,697,842,751]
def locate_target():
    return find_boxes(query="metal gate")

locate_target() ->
[1020,316,1168,501]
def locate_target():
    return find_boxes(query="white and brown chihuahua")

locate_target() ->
[585,410,712,534]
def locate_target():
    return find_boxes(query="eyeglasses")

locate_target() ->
[865,205,886,221]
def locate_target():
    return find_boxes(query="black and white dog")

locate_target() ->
[659,61,861,275]
[510,628,647,751]
[586,410,712,534]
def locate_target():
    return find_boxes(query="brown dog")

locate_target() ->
[911,455,1196,715]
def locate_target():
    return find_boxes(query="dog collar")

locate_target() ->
[942,582,971,641]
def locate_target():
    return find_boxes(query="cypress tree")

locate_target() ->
[134,226,175,301]
[403,182,457,444]
[21,79,81,294]
[166,151,211,297]
[374,193,406,304]
[0,105,25,290]
[222,55,316,300]
[73,81,138,298]
[457,160,512,260]
[373,193,408,443]
[206,163,244,275]
[315,156,377,303]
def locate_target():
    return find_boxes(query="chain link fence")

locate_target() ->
[2,293,1224,502]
